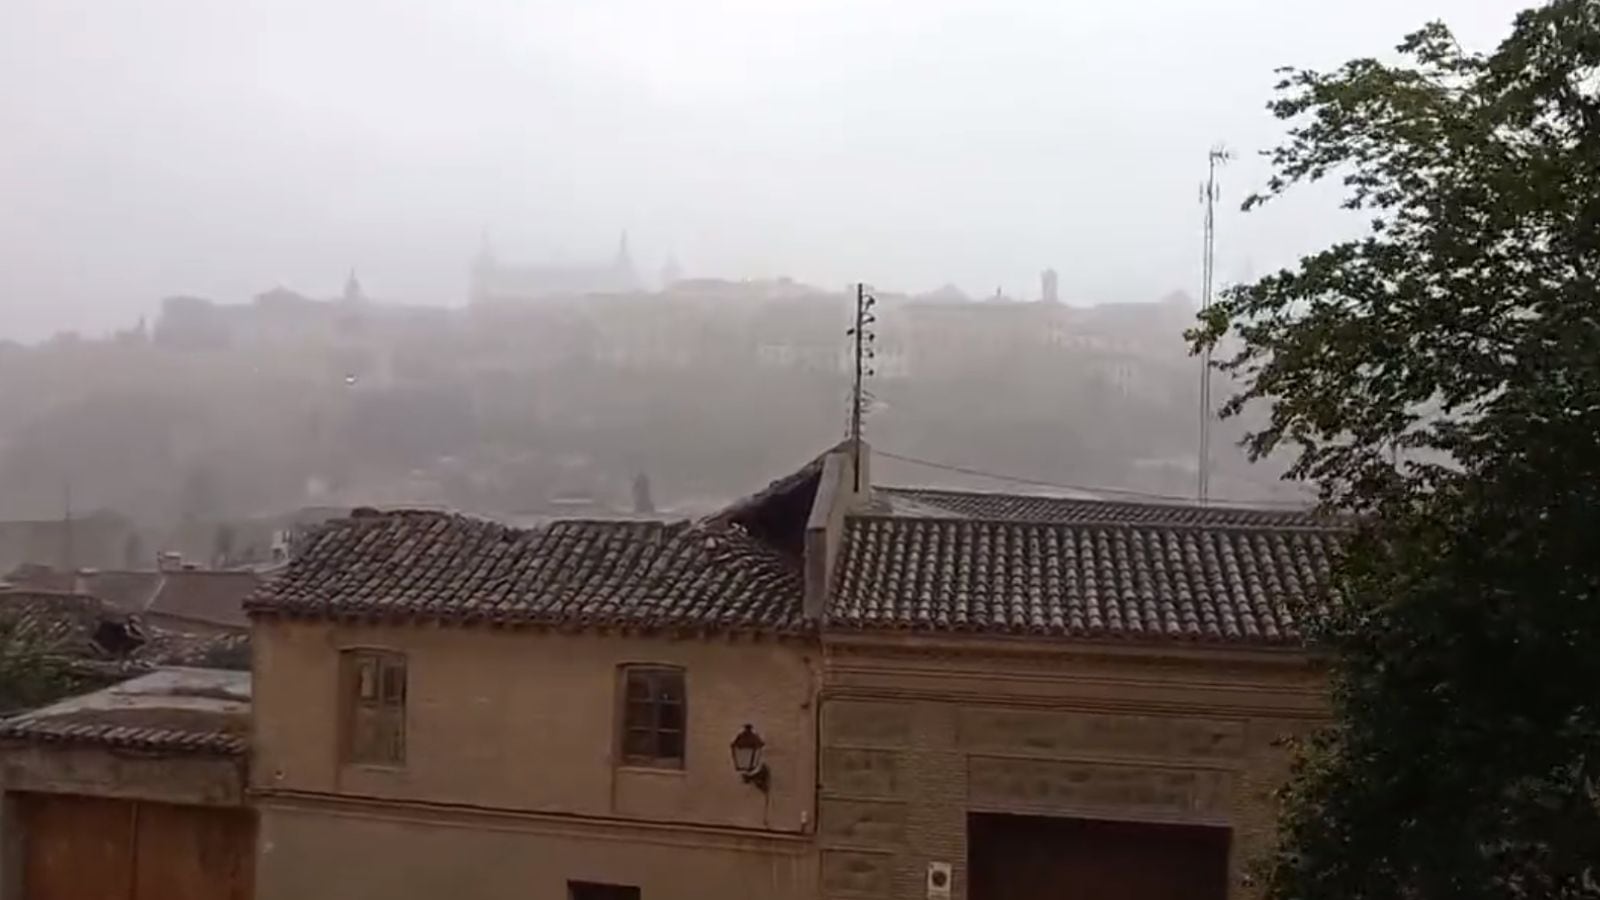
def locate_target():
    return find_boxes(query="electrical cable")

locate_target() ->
[874,447,1312,508]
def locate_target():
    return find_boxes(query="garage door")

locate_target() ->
[968,812,1230,900]
[18,792,255,900]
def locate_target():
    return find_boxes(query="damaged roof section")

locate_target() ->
[0,590,250,671]
[246,511,806,632]
[3,568,259,631]
[706,449,831,559]
[248,445,1345,649]
[0,667,250,755]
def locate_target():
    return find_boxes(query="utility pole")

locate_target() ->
[847,283,877,492]
[1198,144,1231,504]
[61,480,75,572]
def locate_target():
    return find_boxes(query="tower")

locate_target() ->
[1040,268,1060,304]
[470,229,497,304]
[342,268,366,303]
[612,229,640,292]
[614,230,633,272]
[660,253,683,289]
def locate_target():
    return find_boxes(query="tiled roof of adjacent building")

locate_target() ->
[144,570,258,629]
[0,589,251,674]
[0,667,250,756]
[828,514,1342,645]
[2,567,257,631]
[246,510,806,632]
[873,486,1332,528]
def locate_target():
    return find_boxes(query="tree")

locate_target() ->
[1191,3,1600,898]
[0,617,101,714]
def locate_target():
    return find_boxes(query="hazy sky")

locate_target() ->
[0,0,1531,340]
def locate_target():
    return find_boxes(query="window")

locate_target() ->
[619,666,685,768]
[568,881,640,900]
[343,649,406,765]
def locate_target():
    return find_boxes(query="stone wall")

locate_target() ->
[817,637,1325,900]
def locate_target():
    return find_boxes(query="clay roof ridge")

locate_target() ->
[845,510,1349,535]
[874,485,1345,528]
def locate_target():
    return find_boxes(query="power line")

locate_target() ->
[875,448,1312,509]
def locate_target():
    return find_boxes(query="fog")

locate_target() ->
[0,0,1529,340]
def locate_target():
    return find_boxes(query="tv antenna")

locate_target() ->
[1198,143,1231,504]
[846,283,878,492]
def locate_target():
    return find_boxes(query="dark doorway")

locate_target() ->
[569,881,641,900]
[968,812,1230,900]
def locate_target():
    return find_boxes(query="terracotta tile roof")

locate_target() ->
[0,590,110,648]
[144,571,258,629]
[0,667,250,755]
[246,510,806,632]
[829,515,1342,645]
[0,590,250,669]
[874,486,1331,528]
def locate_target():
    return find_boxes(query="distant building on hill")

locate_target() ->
[470,231,641,304]
[1041,267,1060,303]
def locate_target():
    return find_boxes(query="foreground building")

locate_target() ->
[811,484,1333,900]
[246,515,818,900]
[238,442,1337,900]
[0,667,254,900]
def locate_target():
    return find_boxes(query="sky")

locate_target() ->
[0,0,1533,340]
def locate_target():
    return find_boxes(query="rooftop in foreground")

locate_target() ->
[246,446,1346,648]
[0,667,250,755]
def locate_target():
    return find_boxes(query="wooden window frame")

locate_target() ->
[618,665,686,770]
[340,648,407,767]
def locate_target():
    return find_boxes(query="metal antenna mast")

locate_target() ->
[1198,144,1231,504]
[847,283,878,492]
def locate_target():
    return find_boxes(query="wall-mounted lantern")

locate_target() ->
[730,724,770,793]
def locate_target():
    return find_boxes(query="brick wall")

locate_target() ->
[817,636,1326,900]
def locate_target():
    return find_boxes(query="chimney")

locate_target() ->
[802,442,872,620]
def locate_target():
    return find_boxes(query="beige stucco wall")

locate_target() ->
[256,794,816,900]
[251,617,819,897]
[816,635,1327,900]
[0,743,247,808]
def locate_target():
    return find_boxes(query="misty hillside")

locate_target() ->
[0,280,1300,553]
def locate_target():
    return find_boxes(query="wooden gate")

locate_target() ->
[18,792,255,900]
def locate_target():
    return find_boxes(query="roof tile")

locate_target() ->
[246,512,806,632]
[874,486,1331,528]
[0,668,250,755]
[828,515,1341,645]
